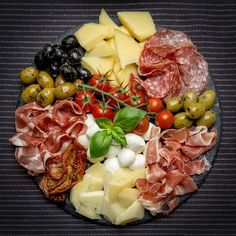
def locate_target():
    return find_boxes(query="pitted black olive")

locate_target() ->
[43,44,54,61]
[51,45,64,63]
[75,65,91,82]
[61,35,79,51]
[59,64,78,82]
[68,48,82,66]
[49,62,59,78]
[34,50,49,70]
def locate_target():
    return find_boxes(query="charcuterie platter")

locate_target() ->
[9,9,221,226]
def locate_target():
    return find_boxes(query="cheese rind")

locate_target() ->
[114,29,141,69]
[117,11,156,42]
[75,23,113,51]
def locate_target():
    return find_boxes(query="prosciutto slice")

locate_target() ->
[136,126,217,215]
[9,100,87,175]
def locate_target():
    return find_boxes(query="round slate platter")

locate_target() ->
[23,24,222,226]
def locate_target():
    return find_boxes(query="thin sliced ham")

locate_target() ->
[9,100,87,175]
[136,126,217,215]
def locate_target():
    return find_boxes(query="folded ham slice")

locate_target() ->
[9,100,87,175]
[136,126,217,215]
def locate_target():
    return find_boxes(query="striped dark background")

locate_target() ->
[0,0,236,235]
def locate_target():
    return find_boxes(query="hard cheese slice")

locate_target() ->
[117,11,156,42]
[114,29,141,69]
[75,23,113,51]
[81,56,114,75]
[85,40,114,57]
[99,8,119,29]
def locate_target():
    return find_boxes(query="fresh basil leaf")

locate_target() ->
[90,130,112,158]
[111,126,127,146]
[114,107,146,132]
[95,118,113,129]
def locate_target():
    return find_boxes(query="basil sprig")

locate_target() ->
[89,107,146,158]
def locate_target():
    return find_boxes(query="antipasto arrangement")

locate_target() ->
[9,10,217,225]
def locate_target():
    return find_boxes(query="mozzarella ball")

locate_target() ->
[86,122,101,138]
[104,157,120,173]
[125,133,145,153]
[87,148,104,163]
[85,113,95,127]
[118,148,135,167]
[105,144,121,159]
[129,154,146,170]
[77,134,89,149]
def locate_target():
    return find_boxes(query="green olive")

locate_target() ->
[54,82,76,100]
[182,90,198,111]
[19,66,38,85]
[198,90,216,110]
[21,84,41,103]
[166,96,183,113]
[37,71,54,88]
[196,110,216,128]
[174,112,193,129]
[55,74,66,87]
[36,88,55,107]
[73,79,84,92]
[185,102,205,119]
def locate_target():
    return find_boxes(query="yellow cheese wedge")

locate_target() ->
[81,56,114,75]
[85,162,105,180]
[115,200,144,225]
[76,203,101,220]
[116,64,138,91]
[118,188,140,208]
[75,23,113,51]
[99,8,119,29]
[85,40,114,57]
[118,26,130,35]
[117,11,156,42]
[114,29,142,69]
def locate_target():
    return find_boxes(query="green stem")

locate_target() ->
[78,84,132,108]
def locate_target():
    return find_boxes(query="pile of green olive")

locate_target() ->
[20,66,83,107]
[166,90,216,129]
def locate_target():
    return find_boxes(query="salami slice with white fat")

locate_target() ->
[134,28,209,101]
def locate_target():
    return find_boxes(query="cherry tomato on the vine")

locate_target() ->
[156,110,174,129]
[127,92,147,108]
[89,74,111,92]
[107,87,129,108]
[92,103,114,120]
[133,116,150,135]
[75,90,95,113]
[148,97,163,113]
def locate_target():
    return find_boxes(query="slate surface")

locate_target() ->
[0,0,236,235]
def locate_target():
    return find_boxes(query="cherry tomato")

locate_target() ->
[148,97,163,113]
[107,87,129,107]
[89,74,111,92]
[75,90,95,113]
[133,116,150,135]
[127,92,147,108]
[156,110,174,129]
[92,103,114,120]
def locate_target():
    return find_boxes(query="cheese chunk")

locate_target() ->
[116,64,138,91]
[85,40,114,57]
[118,26,130,35]
[114,29,141,69]
[115,200,144,225]
[118,188,139,208]
[81,56,114,75]
[99,8,119,29]
[85,162,105,180]
[75,23,113,51]
[78,191,105,214]
[102,197,125,224]
[118,11,156,42]
[107,72,119,87]
[84,174,104,191]
[76,203,101,220]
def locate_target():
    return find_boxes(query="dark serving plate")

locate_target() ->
[25,24,222,226]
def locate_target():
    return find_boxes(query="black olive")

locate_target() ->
[68,48,82,66]
[49,62,59,78]
[61,35,79,51]
[34,50,49,70]
[76,66,91,82]
[50,44,64,64]
[43,44,54,61]
[59,64,78,82]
